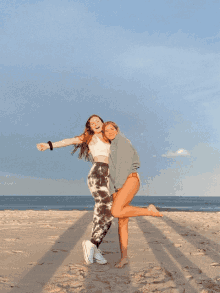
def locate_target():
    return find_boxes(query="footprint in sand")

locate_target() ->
[51,249,68,253]
[28,262,38,265]
[42,264,88,293]
[4,238,20,242]
[0,276,10,284]
[131,265,175,291]
[48,236,60,239]
[191,252,206,256]
[210,263,220,267]
[190,248,206,256]
[4,250,24,254]
[47,236,60,243]
[182,266,202,274]
[40,224,57,228]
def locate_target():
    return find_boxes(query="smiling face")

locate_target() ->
[89,116,103,134]
[104,124,118,140]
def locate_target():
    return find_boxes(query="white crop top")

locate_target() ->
[89,135,110,158]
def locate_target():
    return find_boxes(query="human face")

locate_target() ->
[90,116,103,133]
[104,124,118,140]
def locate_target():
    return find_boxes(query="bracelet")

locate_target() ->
[47,141,53,151]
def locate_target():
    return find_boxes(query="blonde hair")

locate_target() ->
[102,121,119,132]
[102,121,119,142]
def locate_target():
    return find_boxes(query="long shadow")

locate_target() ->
[162,213,220,266]
[9,211,92,293]
[161,213,220,291]
[137,215,220,293]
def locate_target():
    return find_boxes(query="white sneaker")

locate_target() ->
[94,247,107,265]
[82,240,95,264]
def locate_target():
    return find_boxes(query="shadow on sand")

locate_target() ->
[9,212,92,293]
[136,214,220,293]
[8,213,139,293]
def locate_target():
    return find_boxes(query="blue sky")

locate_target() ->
[1,0,220,196]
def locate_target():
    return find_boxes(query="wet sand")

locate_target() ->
[0,210,220,293]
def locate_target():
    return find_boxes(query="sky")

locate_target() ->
[1,0,220,196]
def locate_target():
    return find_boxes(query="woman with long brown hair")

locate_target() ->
[36,114,114,265]
[103,121,163,268]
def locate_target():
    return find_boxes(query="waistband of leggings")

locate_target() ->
[93,162,109,166]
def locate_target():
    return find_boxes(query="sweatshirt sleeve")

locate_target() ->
[131,145,140,172]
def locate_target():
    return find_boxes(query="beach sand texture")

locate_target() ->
[0,210,220,293]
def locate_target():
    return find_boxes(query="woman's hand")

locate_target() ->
[36,143,49,152]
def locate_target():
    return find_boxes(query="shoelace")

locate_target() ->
[95,249,102,255]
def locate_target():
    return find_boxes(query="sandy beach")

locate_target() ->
[0,210,220,293]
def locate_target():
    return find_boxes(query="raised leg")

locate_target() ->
[111,177,163,218]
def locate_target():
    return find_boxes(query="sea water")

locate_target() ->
[0,196,220,212]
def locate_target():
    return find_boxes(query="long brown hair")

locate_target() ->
[71,114,104,161]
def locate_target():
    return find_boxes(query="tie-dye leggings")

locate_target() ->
[87,162,114,248]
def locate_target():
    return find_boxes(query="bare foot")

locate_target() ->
[148,204,163,217]
[148,204,158,212]
[154,211,163,217]
[115,257,129,268]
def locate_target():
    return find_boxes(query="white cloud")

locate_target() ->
[162,148,190,157]
[138,143,220,196]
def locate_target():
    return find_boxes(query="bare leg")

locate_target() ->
[115,204,161,268]
[112,177,163,268]
[115,217,129,268]
[112,192,129,268]
[111,177,163,219]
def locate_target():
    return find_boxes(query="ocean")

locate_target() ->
[0,196,220,212]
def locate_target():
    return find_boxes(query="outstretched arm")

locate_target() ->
[36,135,84,151]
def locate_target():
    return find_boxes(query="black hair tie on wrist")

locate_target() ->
[47,141,53,151]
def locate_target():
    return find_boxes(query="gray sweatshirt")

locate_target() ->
[108,132,140,195]
[88,132,140,195]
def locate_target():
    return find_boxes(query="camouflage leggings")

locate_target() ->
[87,162,114,248]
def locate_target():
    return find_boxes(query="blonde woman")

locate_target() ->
[103,121,163,268]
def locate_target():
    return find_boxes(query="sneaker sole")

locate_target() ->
[82,240,93,265]
[95,259,108,265]
[94,252,108,264]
